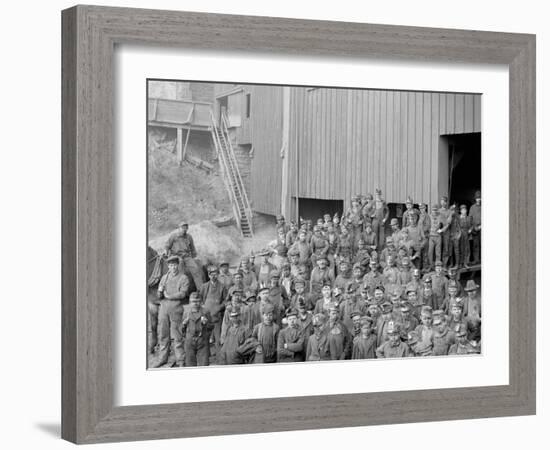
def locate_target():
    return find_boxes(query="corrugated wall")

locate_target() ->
[247,86,284,215]
[288,88,481,207]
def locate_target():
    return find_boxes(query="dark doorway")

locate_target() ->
[298,198,344,223]
[445,132,481,208]
[217,96,228,124]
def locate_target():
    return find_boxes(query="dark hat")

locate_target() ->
[258,286,270,294]
[293,277,306,287]
[387,320,399,335]
[328,304,340,313]
[433,316,443,326]
[352,262,363,270]
[231,288,243,296]
[374,285,385,293]
[405,196,413,204]
[381,300,393,313]
[474,190,481,199]
[419,202,427,208]
[435,260,443,267]
[390,218,399,226]
[189,292,201,301]
[166,255,179,264]
[400,302,412,312]
[178,221,189,227]
[375,188,382,195]
[262,303,275,314]
[440,195,448,201]
[316,256,328,263]
[455,323,467,337]
[360,316,374,326]
[219,261,229,267]
[207,265,219,274]
[448,280,458,289]
[281,261,291,269]
[451,301,464,310]
[432,204,439,210]
[465,280,480,291]
[460,204,468,210]
[270,271,280,280]
[423,276,432,285]
[276,214,285,221]
[286,308,298,318]
[245,291,257,301]
[433,309,445,318]
[350,310,362,319]
[385,236,393,243]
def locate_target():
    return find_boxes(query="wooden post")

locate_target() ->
[176,127,183,165]
[182,126,191,162]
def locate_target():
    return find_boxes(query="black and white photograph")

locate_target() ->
[146,80,482,369]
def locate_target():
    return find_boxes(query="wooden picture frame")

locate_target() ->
[61,5,536,444]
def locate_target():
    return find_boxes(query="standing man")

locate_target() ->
[199,265,227,355]
[352,316,377,359]
[277,309,306,362]
[427,204,445,271]
[218,306,252,365]
[469,190,482,265]
[310,256,335,298]
[438,196,451,268]
[375,321,411,358]
[251,303,280,364]
[310,226,330,268]
[458,204,473,268]
[164,221,204,290]
[372,188,390,250]
[402,196,419,229]
[418,203,431,271]
[181,292,214,366]
[152,255,189,368]
[326,305,352,360]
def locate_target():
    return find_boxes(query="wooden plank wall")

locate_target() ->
[288,88,481,208]
[247,86,284,215]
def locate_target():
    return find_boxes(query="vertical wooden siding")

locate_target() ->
[288,88,481,207]
[248,86,284,215]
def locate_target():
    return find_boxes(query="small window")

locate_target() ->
[246,93,251,118]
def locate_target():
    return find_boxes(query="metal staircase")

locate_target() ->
[210,111,254,238]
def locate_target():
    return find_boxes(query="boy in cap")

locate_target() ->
[334,259,353,291]
[251,303,280,363]
[152,255,190,368]
[218,306,253,365]
[313,283,334,316]
[428,261,448,310]
[310,256,335,298]
[445,280,464,316]
[397,302,419,338]
[379,236,398,270]
[326,304,352,360]
[427,204,445,271]
[164,221,203,290]
[275,214,289,235]
[362,259,384,295]
[468,191,482,265]
[448,324,480,355]
[290,277,316,312]
[257,252,276,287]
[290,230,312,271]
[458,204,473,268]
[310,225,329,267]
[267,271,289,311]
[375,321,411,358]
[217,261,233,290]
[362,221,378,253]
[198,265,227,355]
[376,300,395,344]
[353,239,371,271]
[372,189,390,250]
[402,196,419,228]
[226,270,245,303]
[239,258,258,294]
[306,313,331,361]
[277,309,306,362]
[413,306,435,355]
[285,220,299,248]
[181,292,214,366]
[335,225,354,266]
[340,283,367,334]
[349,262,366,294]
[438,195,451,268]
[297,298,315,342]
[398,256,413,286]
[432,315,456,356]
[352,316,377,359]
[390,218,403,248]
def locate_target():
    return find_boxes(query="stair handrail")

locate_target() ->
[220,112,254,235]
[209,111,242,232]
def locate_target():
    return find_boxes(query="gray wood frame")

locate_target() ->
[62,5,536,444]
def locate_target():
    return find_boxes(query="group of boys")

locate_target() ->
[149,189,482,368]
